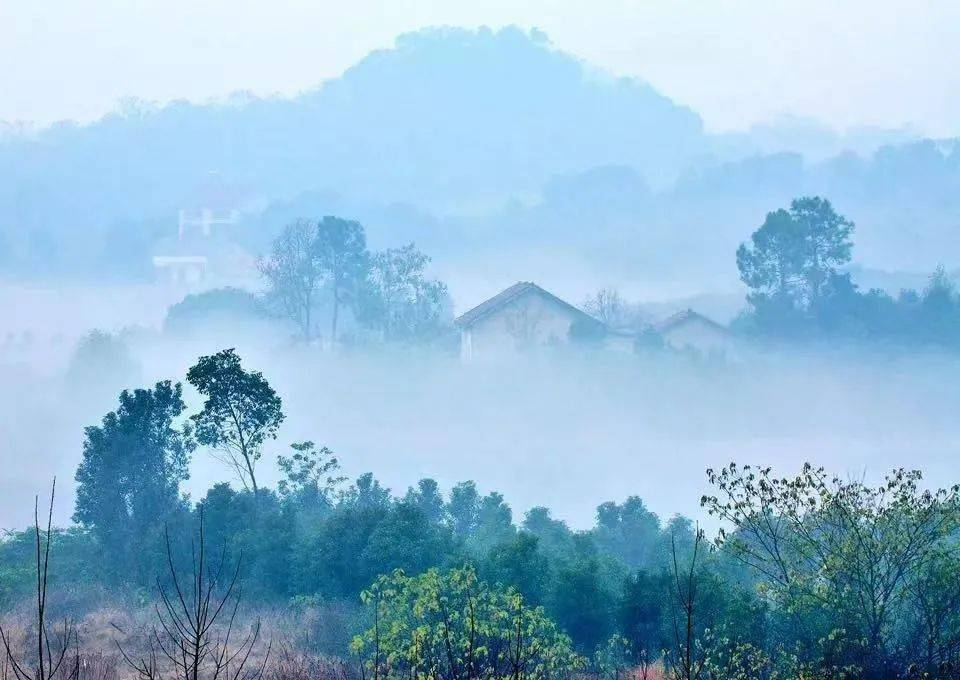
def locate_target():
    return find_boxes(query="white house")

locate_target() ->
[653,308,732,355]
[455,283,734,361]
[455,282,602,361]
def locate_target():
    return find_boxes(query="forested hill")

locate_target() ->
[0,26,703,273]
[2,25,958,287]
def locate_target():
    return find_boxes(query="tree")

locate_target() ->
[360,500,449,581]
[65,329,141,399]
[164,287,265,337]
[593,496,662,570]
[259,220,325,342]
[702,463,960,674]
[117,514,269,680]
[447,481,480,542]
[0,481,80,680]
[276,441,345,510]
[351,566,583,680]
[403,478,446,524]
[550,545,616,654]
[522,507,574,559]
[187,349,284,497]
[737,197,854,315]
[361,243,450,342]
[583,288,629,328]
[74,380,193,579]
[471,492,516,554]
[665,526,707,680]
[619,569,670,677]
[907,552,960,674]
[314,216,369,344]
[736,208,804,308]
[918,265,960,345]
[790,196,855,303]
[481,532,552,606]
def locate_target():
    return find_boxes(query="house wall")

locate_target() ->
[460,291,585,360]
[662,319,731,355]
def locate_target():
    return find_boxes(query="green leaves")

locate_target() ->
[187,348,284,493]
[352,566,584,680]
[702,462,960,673]
[737,196,855,319]
[73,380,193,581]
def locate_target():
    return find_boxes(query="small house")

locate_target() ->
[653,308,731,355]
[455,282,602,361]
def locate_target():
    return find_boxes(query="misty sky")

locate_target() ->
[3,0,959,136]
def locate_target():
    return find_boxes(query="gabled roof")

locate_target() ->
[455,282,593,328]
[653,308,729,335]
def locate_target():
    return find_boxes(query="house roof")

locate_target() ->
[653,308,729,335]
[455,282,593,328]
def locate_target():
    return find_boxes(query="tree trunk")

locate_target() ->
[304,296,312,342]
[331,280,340,346]
[244,453,259,498]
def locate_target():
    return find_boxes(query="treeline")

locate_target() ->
[157,216,455,349]
[258,217,452,345]
[735,196,960,348]
[4,351,960,678]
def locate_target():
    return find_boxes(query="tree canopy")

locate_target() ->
[187,348,284,496]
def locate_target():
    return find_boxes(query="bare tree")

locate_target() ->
[667,526,706,680]
[582,288,628,328]
[259,220,323,342]
[117,513,269,680]
[0,480,80,680]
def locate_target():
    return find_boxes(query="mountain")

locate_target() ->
[1,25,957,292]
[0,26,704,278]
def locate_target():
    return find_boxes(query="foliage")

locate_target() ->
[351,566,584,680]
[259,218,453,347]
[314,216,369,344]
[65,330,141,398]
[187,349,284,496]
[594,497,662,569]
[73,380,193,581]
[277,441,347,510]
[29,354,960,674]
[737,196,854,314]
[359,244,451,343]
[736,197,960,348]
[703,462,960,675]
[259,220,326,342]
[164,287,265,336]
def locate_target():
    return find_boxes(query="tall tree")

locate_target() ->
[790,196,855,303]
[74,381,193,579]
[314,216,369,344]
[259,220,324,342]
[447,481,480,541]
[187,349,284,497]
[737,197,854,313]
[361,243,450,341]
[736,208,804,308]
